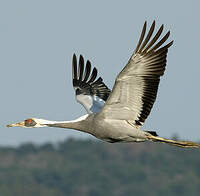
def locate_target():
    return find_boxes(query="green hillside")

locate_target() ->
[0,138,200,196]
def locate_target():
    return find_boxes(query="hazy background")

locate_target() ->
[1,0,200,146]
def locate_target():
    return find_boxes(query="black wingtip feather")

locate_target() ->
[135,21,173,56]
[83,60,91,82]
[88,67,98,83]
[72,54,77,80]
[157,40,174,53]
[135,21,147,53]
[149,31,171,52]
[142,24,164,53]
[78,55,84,81]
[138,21,155,53]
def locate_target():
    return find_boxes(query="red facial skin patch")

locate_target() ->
[26,119,33,124]
[24,119,36,127]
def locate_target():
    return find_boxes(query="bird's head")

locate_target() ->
[7,118,48,128]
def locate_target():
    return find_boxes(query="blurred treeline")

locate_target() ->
[0,138,200,196]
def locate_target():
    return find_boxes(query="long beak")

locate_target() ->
[7,121,25,127]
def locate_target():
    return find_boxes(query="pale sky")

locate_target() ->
[1,0,200,146]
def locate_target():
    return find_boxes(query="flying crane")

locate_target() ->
[7,21,200,148]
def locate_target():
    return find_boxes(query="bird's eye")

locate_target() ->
[25,119,37,127]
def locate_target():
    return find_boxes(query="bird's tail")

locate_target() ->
[147,135,200,148]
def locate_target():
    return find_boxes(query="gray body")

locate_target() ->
[51,114,150,143]
[90,115,148,142]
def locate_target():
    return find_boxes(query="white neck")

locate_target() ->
[35,114,89,126]
[33,114,89,132]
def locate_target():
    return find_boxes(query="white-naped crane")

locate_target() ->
[7,21,200,148]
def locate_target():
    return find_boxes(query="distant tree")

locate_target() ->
[16,143,38,155]
[39,143,55,152]
[0,137,200,196]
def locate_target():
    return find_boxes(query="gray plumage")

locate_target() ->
[99,21,173,127]
[7,21,200,148]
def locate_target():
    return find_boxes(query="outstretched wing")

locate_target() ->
[98,21,173,127]
[72,54,111,114]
